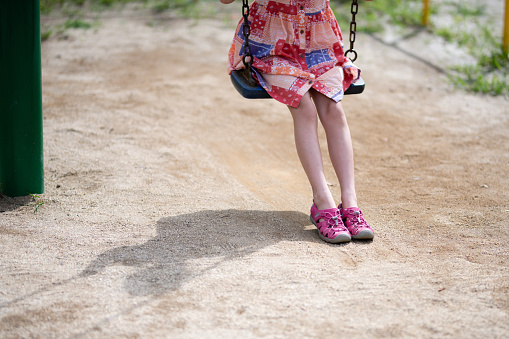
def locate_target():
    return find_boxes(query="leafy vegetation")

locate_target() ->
[430,1,508,95]
[41,0,147,13]
[40,0,200,40]
[63,18,93,29]
[332,0,424,33]
[40,0,199,14]
[331,0,509,96]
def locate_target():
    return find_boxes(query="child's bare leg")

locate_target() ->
[310,91,358,208]
[288,92,336,210]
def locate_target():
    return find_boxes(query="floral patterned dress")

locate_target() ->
[228,0,360,108]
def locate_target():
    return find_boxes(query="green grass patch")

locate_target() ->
[453,1,485,17]
[435,26,455,42]
[41,0,198,13]
[331,0,422,34]
[64,18,93,29]
[41,29,53,41]
[428,2,508,96]
[150,0,198,16]
[41,0,202,21]
[479,49,509,71]
[339,0,509,96]
[41,0,87,13]
[450,65,509,96]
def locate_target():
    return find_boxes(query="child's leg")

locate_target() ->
[310,90,358,208]
[287,92,336,210]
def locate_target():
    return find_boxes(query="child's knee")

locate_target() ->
[291,108,318,124]
[289,95,318,122]
[321,105,347,126]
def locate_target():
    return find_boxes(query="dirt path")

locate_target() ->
[1,5,508,338]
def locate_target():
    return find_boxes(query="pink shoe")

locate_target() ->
[339,204,374,240]
[310,203,351,243]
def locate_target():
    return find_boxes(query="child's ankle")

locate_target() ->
[340,197,358,209]
[313,193,336,210]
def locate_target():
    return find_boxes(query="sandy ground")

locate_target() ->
[1,4,509,338]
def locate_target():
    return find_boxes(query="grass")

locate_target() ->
[41,0,198,15]
[332,0,424,33]
[331,0,508,96]
[429,1,509,96]
[64,18,93,29]
[450,65,508,96]
[40,0,200,40]
[41,29,53,41]
[450,47,509,95]
[41,15,97,40]
[151,0,198,14]
[454,1,485,17]
[41,0,148,13]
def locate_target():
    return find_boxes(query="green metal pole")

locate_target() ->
[0,0,44,197]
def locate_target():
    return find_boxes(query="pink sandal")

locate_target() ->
[339,204,374,240]
[310,203,351,243]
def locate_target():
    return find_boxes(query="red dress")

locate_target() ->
[228,0,360,108]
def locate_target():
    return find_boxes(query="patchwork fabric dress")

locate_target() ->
[228,0,360,108]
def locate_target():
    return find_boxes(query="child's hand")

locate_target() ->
[220,0,235,4]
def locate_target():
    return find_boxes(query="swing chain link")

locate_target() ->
[241,0,253,73]
[345,0,358,62]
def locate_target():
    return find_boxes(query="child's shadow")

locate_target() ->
[80,209,313,296]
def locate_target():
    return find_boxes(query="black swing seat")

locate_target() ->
[230,69,365,99]
[230,70,272,99]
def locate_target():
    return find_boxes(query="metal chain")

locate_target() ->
[345,0,358,62]
[241,0,253,73]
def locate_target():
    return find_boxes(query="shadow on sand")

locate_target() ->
[0,194,36,213]
[80,209,318,296]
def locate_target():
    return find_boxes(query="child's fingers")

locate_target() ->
[220,0,235,4]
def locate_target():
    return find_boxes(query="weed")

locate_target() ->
[479,49,509,71]
[150,0,199,17]
[364,0,422,28]
[64,18,93,29]
[435,27,455,43]
[427,1,508,95]
[454,2,485,17]
[151,0,170,13]
[41,29,53,41]
[29,194,45,212]
[332,0,422,34]
[41,0,87,13]
[336,0,509,96]
[451,63,509,96]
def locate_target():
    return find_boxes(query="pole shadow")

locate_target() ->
[0,194,35,213]
[80,209,317,296]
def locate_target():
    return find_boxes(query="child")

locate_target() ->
[222,0,374,243]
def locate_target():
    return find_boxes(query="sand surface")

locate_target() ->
[1,4,508,338]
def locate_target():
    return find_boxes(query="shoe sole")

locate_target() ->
[310,216,351,243]
[352,229,374,240]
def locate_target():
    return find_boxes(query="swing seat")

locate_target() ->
[231,70,365,99]
[230,70,272,99]
[345,76,365,95]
